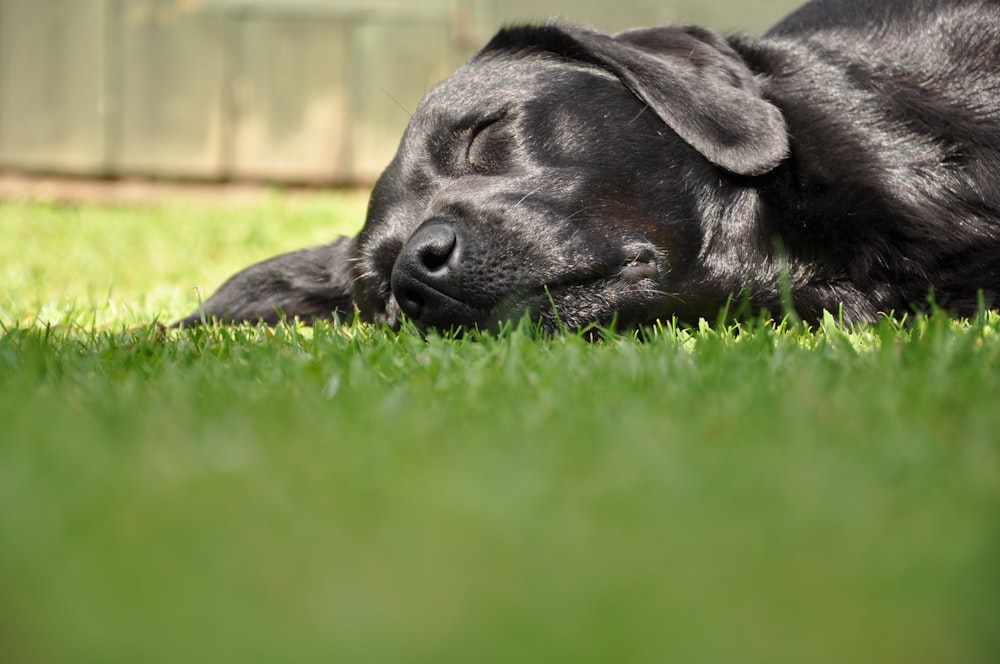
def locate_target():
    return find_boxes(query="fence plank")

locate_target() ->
[0,0,107,172]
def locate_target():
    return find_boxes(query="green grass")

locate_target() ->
[1,196,999,664]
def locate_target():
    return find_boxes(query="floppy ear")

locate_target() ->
[174,236,357,327]
[486,23,789,176]
[605,25,789,175]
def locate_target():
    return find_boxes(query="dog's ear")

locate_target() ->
[487,23,789,176]
[603,26,790,175]
[174,236,357,327]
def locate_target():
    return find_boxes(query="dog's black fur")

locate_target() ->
[177,0,1000,331]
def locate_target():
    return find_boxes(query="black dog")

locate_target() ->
[178,0,1000,331]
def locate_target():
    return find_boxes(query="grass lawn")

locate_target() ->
[1,194,998,664]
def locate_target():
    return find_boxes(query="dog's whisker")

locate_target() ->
[626,105,650,127]
[562,206,597,222]
[380,87,413,119]
[512,187,543,211]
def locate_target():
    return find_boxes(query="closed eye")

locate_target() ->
[463,104,517,173]
[466,118,501,169]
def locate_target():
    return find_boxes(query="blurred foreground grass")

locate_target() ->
[1,196,998,663]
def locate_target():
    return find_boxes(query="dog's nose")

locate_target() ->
[391,219,468,325]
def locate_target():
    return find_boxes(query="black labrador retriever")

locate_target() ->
[177,0,1000,331]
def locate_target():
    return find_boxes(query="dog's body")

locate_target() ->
[178,0,1000,331]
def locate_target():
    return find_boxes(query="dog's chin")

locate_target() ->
[507,278,672,333]
[363,279,666,335]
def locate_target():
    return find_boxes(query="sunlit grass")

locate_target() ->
[0,192,367,327]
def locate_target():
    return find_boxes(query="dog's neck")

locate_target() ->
[725,33,1000,320]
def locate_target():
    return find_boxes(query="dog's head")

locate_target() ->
[353,22,788,331]
[179,22,789,331]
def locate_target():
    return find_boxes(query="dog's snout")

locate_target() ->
[391,220,470,326]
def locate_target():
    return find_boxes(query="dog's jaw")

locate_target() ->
[353,224,674,333]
